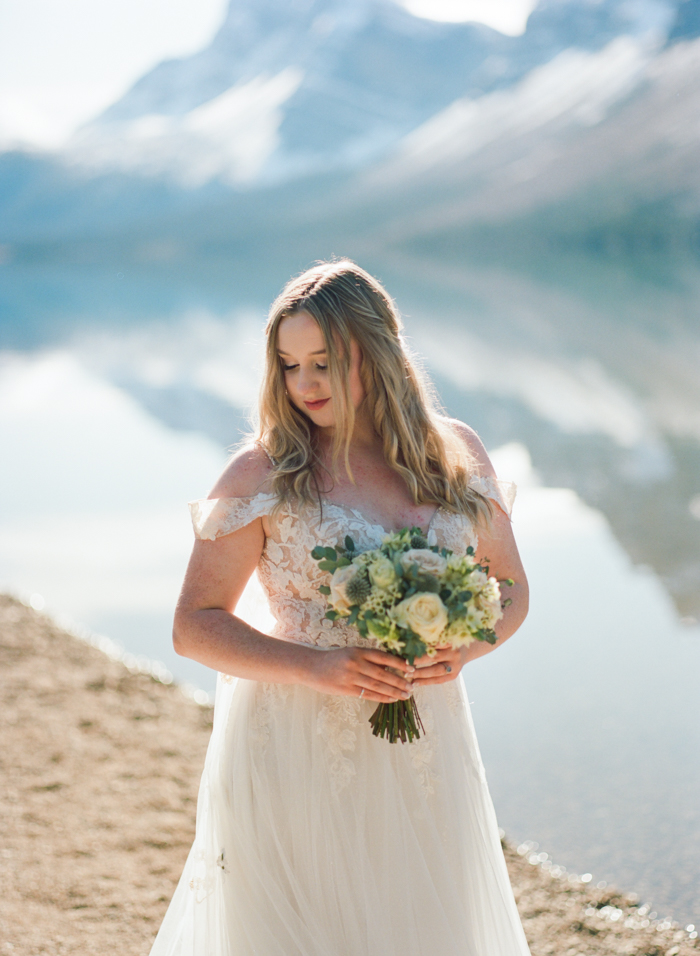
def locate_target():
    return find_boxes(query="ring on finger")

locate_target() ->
[359,687,365,698]
[443,663,452,674]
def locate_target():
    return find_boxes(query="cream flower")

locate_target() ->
[368,555,398,589]
[444,619,477,648]
[400,549,448,577]
[465,605,486,629]
[466,569,488,589]
[329,564,359,614]
[392,592,448,644]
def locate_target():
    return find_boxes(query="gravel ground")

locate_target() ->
[1,593,698,956]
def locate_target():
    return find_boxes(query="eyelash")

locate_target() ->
[282,363,328,371]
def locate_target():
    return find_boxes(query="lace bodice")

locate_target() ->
[189,476,515,648]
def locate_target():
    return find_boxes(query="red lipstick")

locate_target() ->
[304,398,330,411]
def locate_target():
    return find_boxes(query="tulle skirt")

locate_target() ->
[149,667,531,956]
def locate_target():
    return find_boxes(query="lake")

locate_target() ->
[1,251,698,924]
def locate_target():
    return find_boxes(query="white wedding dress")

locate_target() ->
[149,476,531,956]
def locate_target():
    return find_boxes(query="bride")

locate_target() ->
[150,260,531,956]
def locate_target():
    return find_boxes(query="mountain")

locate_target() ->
[66,0,670,188]
[340,30,700,257]
[0,0,682,251]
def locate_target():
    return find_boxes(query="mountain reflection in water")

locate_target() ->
[0,251,698,921]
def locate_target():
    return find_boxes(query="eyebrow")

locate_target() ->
[277,349,327,356]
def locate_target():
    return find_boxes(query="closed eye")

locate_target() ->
[281,363,328,371]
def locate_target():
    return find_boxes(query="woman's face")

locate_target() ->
[276,310,365,429]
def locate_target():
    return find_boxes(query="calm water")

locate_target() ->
[1,252,699,922]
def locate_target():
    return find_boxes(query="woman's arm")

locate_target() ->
[173,445,415,703]
[411,422,529,686]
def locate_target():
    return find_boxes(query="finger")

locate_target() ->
[361,650,415,674]
[413,648,455,665]
[359,663,414,694]
[359,690,408,703]
[354,679,412,703]
[411,668,445,681]
[412,659,459,679]
[411,671,457,685]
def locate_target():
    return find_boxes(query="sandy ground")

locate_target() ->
[1,593,697,956]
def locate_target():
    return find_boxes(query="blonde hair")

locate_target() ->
[256,259,491,525]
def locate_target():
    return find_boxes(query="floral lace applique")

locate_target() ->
[188,839,216,903]
[250,682,290,752]
[444,681,463,718]
[409,689,439,796]
[316,694,362,795]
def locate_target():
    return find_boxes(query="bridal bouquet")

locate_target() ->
[312,527,510,743]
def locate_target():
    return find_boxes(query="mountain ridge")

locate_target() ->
[0,0,696,254]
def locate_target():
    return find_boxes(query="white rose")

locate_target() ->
[392,592,448,644]
[329,564,358,614]
[368,555,397,589]
[400,549,447,577]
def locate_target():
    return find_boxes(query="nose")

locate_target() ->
[296,366,320,395]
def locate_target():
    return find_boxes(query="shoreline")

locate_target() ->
[1,593,697,956]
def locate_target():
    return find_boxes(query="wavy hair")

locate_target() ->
[255,259,492,525]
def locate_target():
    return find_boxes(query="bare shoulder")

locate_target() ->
[208,442,275,500]
[442,418,496,477]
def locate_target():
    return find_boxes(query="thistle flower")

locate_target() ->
[346,570,372,606]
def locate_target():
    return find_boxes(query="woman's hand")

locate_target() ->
[409,644,469,687]
[302,646,416,703]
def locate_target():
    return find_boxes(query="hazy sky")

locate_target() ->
[0,0,537,148]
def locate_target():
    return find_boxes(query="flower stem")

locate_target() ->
[369,695,424,743]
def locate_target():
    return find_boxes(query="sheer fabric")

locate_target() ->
[150,476,531,956]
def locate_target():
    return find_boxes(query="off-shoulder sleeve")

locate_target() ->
[468,475,517,517]
[188,493,277,541]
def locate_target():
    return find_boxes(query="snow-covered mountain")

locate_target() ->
[66,0,673,187]
[0,0,695,250]
[343,30,700,252]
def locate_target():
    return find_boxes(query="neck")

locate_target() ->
[316,409,381,457]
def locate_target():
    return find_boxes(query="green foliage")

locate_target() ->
[346,571,371,605]
[401,628,427,665]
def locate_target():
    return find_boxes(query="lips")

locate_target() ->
[304,398,330,411]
